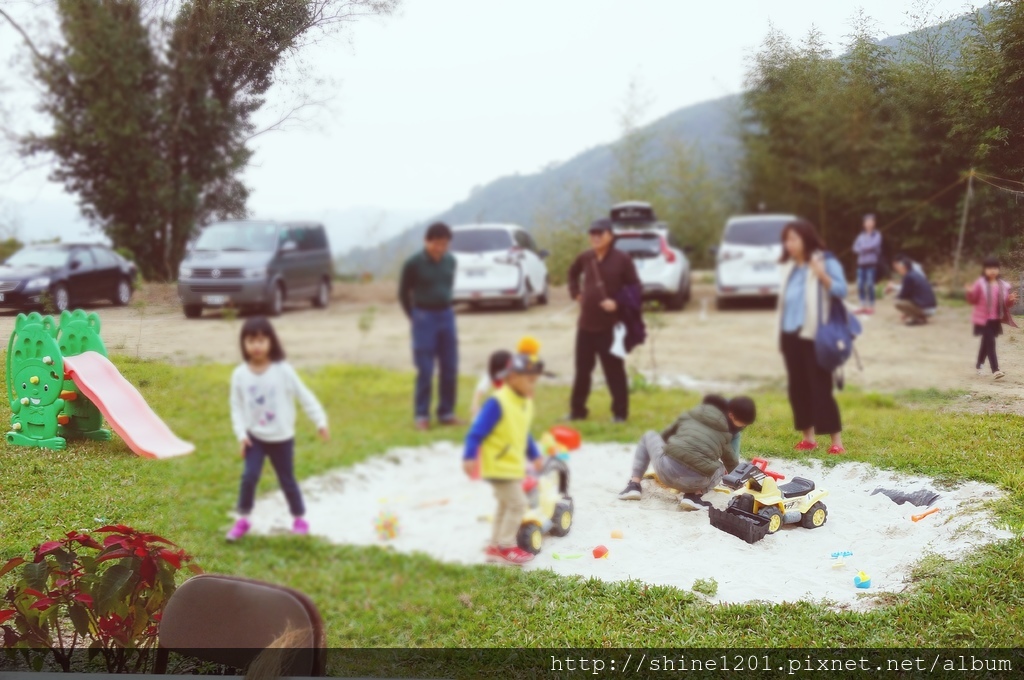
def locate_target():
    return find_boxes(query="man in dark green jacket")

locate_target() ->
[398,223,460,430]
[618,396,756,510]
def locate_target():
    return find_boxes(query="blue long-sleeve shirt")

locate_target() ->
[781,258,848,333]
[463,397,541,461]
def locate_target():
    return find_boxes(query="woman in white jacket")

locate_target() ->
[776,220,847,455]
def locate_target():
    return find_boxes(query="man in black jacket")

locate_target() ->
[892,256,937,326]
[566,219,640,422]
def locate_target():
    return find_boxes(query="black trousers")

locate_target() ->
[976,320,1001,372]
[570,328,629,420]
[780,332,842,435]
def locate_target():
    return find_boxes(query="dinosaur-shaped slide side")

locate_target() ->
[62,351,194,459]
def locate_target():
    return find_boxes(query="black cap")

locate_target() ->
[588,218,613,234]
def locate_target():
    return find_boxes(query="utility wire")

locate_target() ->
[834,173,968,260]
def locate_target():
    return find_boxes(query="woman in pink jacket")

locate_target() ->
[964,256,1018,380]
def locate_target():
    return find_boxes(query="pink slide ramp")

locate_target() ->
[63,352,195,459]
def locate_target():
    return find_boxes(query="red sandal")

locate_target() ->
[794,440,818,451]
[827,445,846,455]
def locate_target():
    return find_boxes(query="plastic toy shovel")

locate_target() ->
[912,507,940,522]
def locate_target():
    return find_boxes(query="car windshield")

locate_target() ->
[5,247,70,268]
[723,220,788,246]
[194,222,280,252]
[615,235,661,258]
[450,229,513,253]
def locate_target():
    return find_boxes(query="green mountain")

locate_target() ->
[338,94,742,276]
[338,7,989,277]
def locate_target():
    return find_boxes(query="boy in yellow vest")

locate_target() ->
[463,337,545,565]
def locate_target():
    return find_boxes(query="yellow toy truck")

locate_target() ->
[517,457,573,554]
[710,458,828,543]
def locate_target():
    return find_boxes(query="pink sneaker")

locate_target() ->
[292,517,310,535]
[226,517,251,542]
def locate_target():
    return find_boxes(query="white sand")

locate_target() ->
[247,441,1012,607]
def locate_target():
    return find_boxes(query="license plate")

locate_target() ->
[203,295,228,305]
[465,269,486,277]
[754,263,776,271]
[0,293,5,302]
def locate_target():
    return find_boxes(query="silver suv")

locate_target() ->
[177,220,333,318]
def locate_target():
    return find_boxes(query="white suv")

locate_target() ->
[610,202,691,311]
[450,224,549,310]
[713,214,796,308]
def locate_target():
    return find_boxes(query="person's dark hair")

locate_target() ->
[702,393,729,413]
[779,219,825,263]
[240,316,286,362]
[425,222,452,242]
[894,254,913,270]
[728,396,757,425]
[487,350,512,381]
[982,256,1000,271]
[588,218,613,234]
[863,213,876,222]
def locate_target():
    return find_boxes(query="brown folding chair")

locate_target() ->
[154,574,326,676]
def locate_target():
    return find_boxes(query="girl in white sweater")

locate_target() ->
[226,317,329,542]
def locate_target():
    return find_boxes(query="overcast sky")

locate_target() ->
[0,0,977,239]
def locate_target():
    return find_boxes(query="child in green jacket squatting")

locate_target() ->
[463,337,545,565]
[618,394,756,510]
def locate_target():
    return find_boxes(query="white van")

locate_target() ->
[714,214,796,308]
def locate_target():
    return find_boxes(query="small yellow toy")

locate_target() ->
[374,511,400,540]
[516,457,573,554]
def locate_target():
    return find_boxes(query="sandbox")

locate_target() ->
[247,442,1011,607]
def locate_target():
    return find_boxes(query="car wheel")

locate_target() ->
[800,502,828,529]
[682,277,692,304]
[312,278,330,309]
[515,287,532,311]
[51,284,70,313]
[266,281,284,317]
[183,305,202,319]
[758,507,783,534]
[666,279,687,311]
[729,494,755,514]
[516,523,543,555]
[549,500,573,537]
[537,277,550,305]
[112,278,132,306]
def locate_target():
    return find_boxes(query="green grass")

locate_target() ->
[1,358,1023,648]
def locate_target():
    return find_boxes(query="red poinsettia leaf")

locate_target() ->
[157,550,182,569]
[102,535,128,548]
[54,579,70,588]
[0,558,25,579]
[29,597,56,611]
[144,535,175,546]
[36,541,63,556]
[68,533,102,550]
[134,547,148,558]
[0,610,16,625]
[93,548,132,564]
[21,589,45,598]
[94,525,132,534]
[139,558,157,587]
[74,593,94,606]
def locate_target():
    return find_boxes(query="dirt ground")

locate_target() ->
[3,278,1020,413]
